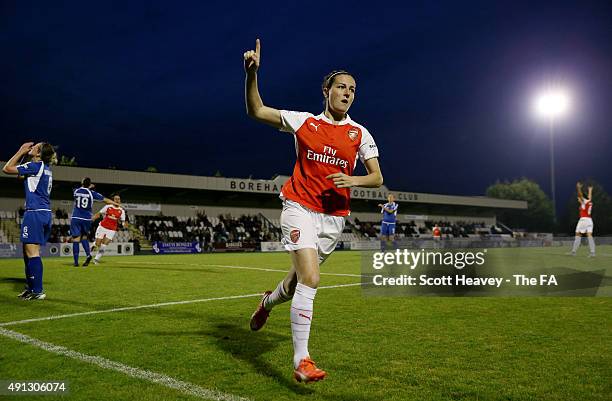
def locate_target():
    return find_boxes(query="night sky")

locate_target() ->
[1,1,611,212]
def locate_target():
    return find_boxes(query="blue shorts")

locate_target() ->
[21,211,52,245]
[70,218,92,238]
[381,221,396,236]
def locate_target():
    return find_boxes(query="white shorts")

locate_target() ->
[575,217,593,234]
[280,199,345,265]
[95,225,117,240]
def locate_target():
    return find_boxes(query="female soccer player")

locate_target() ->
[378,194,398,250]
[71,177,118,267]
[569,182,595,257]
[244,39,383,383]
[2,142,57,300]
[91,194,127,264]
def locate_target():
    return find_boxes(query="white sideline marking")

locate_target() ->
[0,327,250,401]
[120,261,363,278]
[0,283,361,327]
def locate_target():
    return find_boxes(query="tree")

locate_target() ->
[559,180,612,235]
[486,178,554,232]
[145,166,158,173]
[58,155,78,166]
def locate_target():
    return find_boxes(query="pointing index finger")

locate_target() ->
[255,38,260,55]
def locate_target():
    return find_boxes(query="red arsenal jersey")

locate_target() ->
[579,199,592,218]
[278,111,379,216]
[99,205,126,231]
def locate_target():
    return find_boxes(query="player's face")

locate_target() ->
[388,195,394,203]
[114,196,121,204]
[325,75,356,115]
[28,142,43,158]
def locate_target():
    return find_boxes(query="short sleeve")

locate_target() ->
[358,128,379,164]
[16,161,42,176]
[91,191,105,201]
[279,110,313,134]
[99,205,109,214]
[120,209,126,221]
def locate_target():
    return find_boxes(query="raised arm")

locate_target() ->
[121,210,128,229]
[244,39,282,128]
[587,186,593,201]
[2,142,34,174]
[576,182,584,202]
[103,197,120,207]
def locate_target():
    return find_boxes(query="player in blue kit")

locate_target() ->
[2,142,57,300]
[378,194,398,250]
[70,177,117,267]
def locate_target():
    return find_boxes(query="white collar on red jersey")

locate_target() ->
[316,113,352,125]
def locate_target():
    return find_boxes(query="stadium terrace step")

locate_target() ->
[0,213,21,243]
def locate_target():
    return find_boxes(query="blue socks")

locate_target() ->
[81,240,91,256]
[73,242,80,265]
[23,254,31,290]
[73,241,90,264]
[28,257,43,293]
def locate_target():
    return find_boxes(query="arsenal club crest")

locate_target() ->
[290,229,300,243]
[347,128,359,141]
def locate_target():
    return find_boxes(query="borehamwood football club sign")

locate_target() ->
[227,179,418,202]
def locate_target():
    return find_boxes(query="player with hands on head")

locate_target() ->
[3,141,57,300]
[245,39,383,383]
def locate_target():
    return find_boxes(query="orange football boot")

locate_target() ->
[293,357,327,383]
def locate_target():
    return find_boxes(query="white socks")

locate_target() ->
[291,283,317,368]
[588,236,596,254]
[572,236,596,255]
[95,244,108,261]
[264,280,292,311]
[571,237,581,253]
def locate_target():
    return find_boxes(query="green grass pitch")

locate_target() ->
[0,247,610,401]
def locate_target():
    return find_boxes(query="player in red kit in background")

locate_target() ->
[569,182,595,257]
[243,39,383,383]
[432,224,442,248]
[91,194,128,264]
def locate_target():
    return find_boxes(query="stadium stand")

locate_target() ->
[350,217,503,239]
[0,210,18,243]
[136,213,281,249]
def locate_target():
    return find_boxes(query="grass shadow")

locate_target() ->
[204,318,314,395]
[0,277,27,293]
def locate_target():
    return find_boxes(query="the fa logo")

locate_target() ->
[22,226,29,238]
[347,128,359,141]
[540,275,558,286]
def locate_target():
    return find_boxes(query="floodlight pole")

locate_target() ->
[549,117,556,223]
